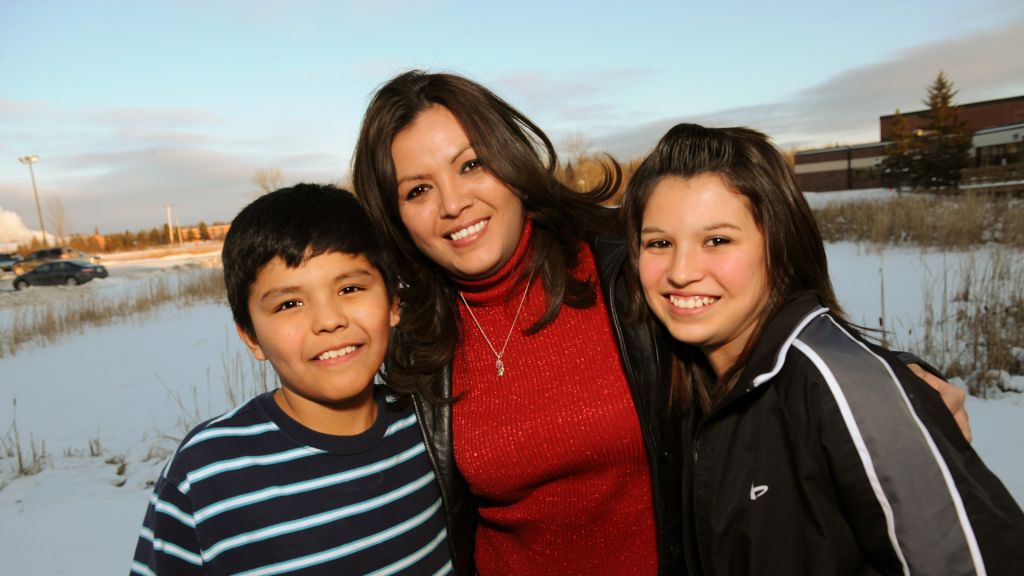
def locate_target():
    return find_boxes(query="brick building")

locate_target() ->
[795,95,1024,191]
[879,95,1024,140]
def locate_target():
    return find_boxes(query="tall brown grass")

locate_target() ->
[885,248,1024,397]
[813,194,1023,396]
[163,345,276,441]
[2,399,50,477]
[814,194,1024,249]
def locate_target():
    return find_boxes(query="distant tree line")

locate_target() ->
[881,72,973,192]
[18,220,225,254]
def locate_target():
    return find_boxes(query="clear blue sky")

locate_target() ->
[2,0,1022,237]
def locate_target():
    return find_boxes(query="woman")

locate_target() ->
[351,70,968,575]
[623,123,1023,575]
[353,70,676,575]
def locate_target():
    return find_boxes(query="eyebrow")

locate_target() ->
[639,222,743,235]
[703,222,743,231]
[395,144,474,186]
[449,144,472,165]
[258,269,375,303]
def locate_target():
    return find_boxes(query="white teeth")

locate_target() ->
[449,219,487,241]
[669,295,719,309]
[317,346,356,360]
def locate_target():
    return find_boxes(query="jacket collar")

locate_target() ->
[721,292,828,405]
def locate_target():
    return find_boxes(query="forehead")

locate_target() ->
[392,106,470,160]
[254,251,380,285]
[645,174,750,217]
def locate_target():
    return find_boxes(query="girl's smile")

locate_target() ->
[638,173,770,376]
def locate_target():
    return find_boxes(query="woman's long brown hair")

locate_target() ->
[351,70,621,401]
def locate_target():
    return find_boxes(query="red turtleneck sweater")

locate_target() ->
[451,221,658,574]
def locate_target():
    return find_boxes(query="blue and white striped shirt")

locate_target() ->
[131,389,451,575]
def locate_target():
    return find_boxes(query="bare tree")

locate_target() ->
[559,132,602,191]
[47,196,70,245]
[252,167,284,195]
[560,131,591,164]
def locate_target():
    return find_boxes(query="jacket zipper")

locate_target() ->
[691,426,712,576]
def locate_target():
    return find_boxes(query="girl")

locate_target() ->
[623,123,1024,575]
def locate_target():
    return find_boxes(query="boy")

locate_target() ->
[131,184,452,575]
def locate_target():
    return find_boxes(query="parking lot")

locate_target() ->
[0,245,222,313]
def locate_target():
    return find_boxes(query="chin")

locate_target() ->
[664,325,711,348]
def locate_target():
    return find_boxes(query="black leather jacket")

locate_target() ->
[412,237,683,575]
[680,293,1024,575]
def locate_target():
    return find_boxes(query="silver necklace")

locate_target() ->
[458,269,536,377]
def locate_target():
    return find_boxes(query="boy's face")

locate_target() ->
[237,251,399,419]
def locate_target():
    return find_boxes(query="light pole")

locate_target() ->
[18,155,48,247]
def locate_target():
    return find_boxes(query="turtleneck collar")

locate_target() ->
[453,218,534,307]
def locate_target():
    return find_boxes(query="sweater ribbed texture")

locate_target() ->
[451,221,658,575]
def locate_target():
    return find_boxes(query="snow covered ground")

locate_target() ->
[0,235,1021,575]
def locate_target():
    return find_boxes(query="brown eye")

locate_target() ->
[275,300,301,312]
[404,184,430,201]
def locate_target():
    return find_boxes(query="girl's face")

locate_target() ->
[638,173,770,376]
[390,105,526,280]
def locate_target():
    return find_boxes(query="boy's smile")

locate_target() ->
[237,251,399,435]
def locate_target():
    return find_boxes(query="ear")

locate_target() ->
[236,323,268,361]
[389,295,401,328]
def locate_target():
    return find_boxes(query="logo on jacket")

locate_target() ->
[750,483,769,500]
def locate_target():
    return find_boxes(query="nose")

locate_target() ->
[312,298,348,334]
[437,178,473,218]
[666,244,703,287]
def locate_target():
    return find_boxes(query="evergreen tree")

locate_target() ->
[916,72,972,190]
[881,109,917,193]
[198,221,210,241]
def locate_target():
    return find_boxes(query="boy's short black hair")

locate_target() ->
[223,183,399,338]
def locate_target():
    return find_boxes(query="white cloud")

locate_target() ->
[594,17,1024,158]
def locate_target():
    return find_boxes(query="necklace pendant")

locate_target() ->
[496,359,505,377]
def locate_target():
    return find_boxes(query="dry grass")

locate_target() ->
[2,399,50,477]
[163,346,276,440]
[0,268,225,358]
[889,248,1024,397]
[816,194,1023,396]
[814,194,1024,249]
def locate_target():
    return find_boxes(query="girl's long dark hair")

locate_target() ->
[622,123,846,415]
[352,70,621,400]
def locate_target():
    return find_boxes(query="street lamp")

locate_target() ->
[18,155,47,247]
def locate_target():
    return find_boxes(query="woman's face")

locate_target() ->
[637,173,770,376]
[390,105,526,280]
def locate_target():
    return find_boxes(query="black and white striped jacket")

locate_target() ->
[680,292,1024,576]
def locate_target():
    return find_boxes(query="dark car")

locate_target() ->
[11,247,102,275]
[13,260,109,289]
[0,252,22,272]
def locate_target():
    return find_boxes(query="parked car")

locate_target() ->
[11,247,101,275]
[13,260,109,289]
[0,252,22,272]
